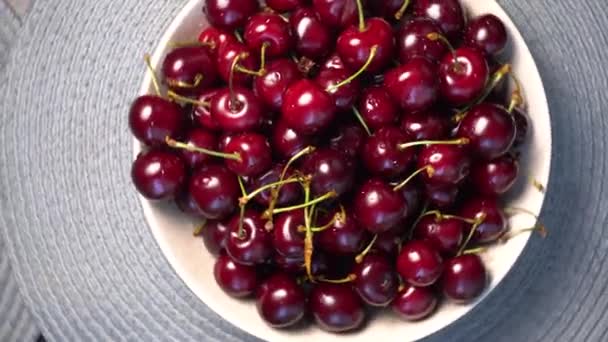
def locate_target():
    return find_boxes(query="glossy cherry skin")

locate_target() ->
[189,164,240,220]
[273,209,306,258]
[248,164,301,207]
[223,133,272,177]
[244,13,293,58]
[226,210,273,265]
[354,179,406,234]
[254,59,301,111]
[459,196,507,244]
[329,121,366,159]
[458,103,517,160]
[198,26,236,53]
[400,108,451,141]
[256,273,307,328]
[413,0,465,40]
[271,119,313,159]
[417,144,471,186]
[397,240,443,287]
[177,128,218,169]
[384,57,438,113]
[392,285,438,321]
[361,127,414,179]
[336,18,395,73]
[192,89,221,131]
[414,215,464,255]
[464,14,508,56]
[162,46,217,94]
[216,41,259,85]
[396,180,423,219]
[129,95,184,146]
[512,107,530,147]
[214,252,258,297]
[322,52,348,71]
[281,79,336,135]
[302,148,355,197]
[131,149,186,200]
[274,250,330,276]
[312,0,360,29]
[204,0,259,30]
[176,190,205,216]
[210,87,263,132]
[290,7,333,60]
[471,155,519,196]
[438,47,489,107]
[315,68,361,112]
[266,0,306,12]
[359,87,398,130]
[310,283,365,332]
[442,254,487,302]
[200,219,230,255]
[369,0,404,20]
[398,18,447,64]
[371,229,402,257]
[353,253,399,306]
[218,132,234,151]
[425,184,459,209]
[317,207,367,255]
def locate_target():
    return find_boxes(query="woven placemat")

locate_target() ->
[1,0,607,341]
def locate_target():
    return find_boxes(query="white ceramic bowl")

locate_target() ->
[135,1,551,341]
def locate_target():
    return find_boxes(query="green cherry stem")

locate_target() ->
[166,74,204,89]
[507,72,524,113]
[271,190,338,215]
[355,234,378,263]
[302,180,315,280]
[426,32,459,68]
[352,106,372,136]
[169,40,216,50]
[457,213,487,256]
[193,219,207,236]
[397,137,469,150]
[165,137,242,161]
[393,166,435,192]
[234,30,244,43]
[167,90,210,108]
[242,177,302,204]
[144,54,162,96]
[355,0,366,32]
[420,210,478,225]
[394,0,411,20]
[408,200,429,239]
[236,176,248,238]
[326,45,379,92]
[317,274,357,284]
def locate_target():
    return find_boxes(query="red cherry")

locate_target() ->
[254,59,301,111]
[359,87,398,130]
[459,196,507,244]
[200,219,231,255]
[396,180,423,219]
[417,144,471,186]
[398,18,447,64]
[310,283,365,332]
[315,68,361,112]
[129,95,184,146]
[256,273,307,328]
[302,148,355,197]
[384,57,439,113]
[189,164,240,220]
[317,206,367,255]
[352,253,399,306]
[512,107,530,147]
[162,46,217,94]
[216,41,259,85]
[400,108,451,141]
[457,103,516,160]
[336,18,395,73]
[177,128,218,169]
[176,190,205,217]
[226,209,273,265]
[198,27,236,54]
[321,52,348,71]
[414,215,464,255]
[361,126,414,179]
[210,86,263,132]
[244,13,293,58]
[413,0,465,40]
[214,252,258,297]
[290,7,334,60]
[397,240,443,287]
[470,155,519,196]
[442,254,487,302]
[354,179,406,234]
[272,119,313,159]
[328,120,366,159]
[223,133,272,177]
[371,229,402,257]
[191,89,221,131]
[464,14,508,56]
[131,149,186,200]
[248,164,302,207]
[204,0,259,30]
[266,0,306,12]
[273,209,306,258]
[281,79,336,135]
[425,184,459,209]
[392,285,438,321]
[438,47,489,106]
[312,0,361,29]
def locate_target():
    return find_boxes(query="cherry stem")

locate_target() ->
[229,53,246,111]
[299,205,346,233]
[166,74,204,89]
[421,210,478,224]
[170,40,216,49]
[457,213,487,256]
[271,190,338,215]
[144,54,162,96]
[507,73,524,113]
[454,64,512,122]
[355,234,378,263]
[165,137,241,161]
[193,218,207,236]
[462,247,487,255]
[398,137,469,150]
[499,224,547,243]
[326,45,379,92]
[504,207,539,219]
[393,166,434,192]
[352,106,372,136]
[167,90,210,108]
[426,33,458,68]
[242,177,302,204]
[394,0,411,20]
[236,176,248,239]
[302,180,314,280]
[234,30,244,43]
[355,0,366,31]
[234,44,269,77]
[237,175,248,197]
[317,274,357,284]
[530,177,546,193]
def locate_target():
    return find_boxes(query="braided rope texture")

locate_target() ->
[0,0,607,341]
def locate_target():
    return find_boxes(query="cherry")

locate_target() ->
[413,0,465,40]
[396,180,423,219]
[417,143,471,186]
[392,285,438,321]
[371,229,402,257]
[400,108,451,141]
[322,52,348,71]
[189,164,239,220]
[442,254,487,302]
[273,209,306,258]
[315,68,361,112]
[254,59,301,111]
[281,79,336,135]
[290,7,334,61]
[337,18,395,73]
[352,253,399,306]
[317,206,367,255]
[177,128,218,169]
[459,196,507,244]
[329,121,366,159]
[470,155,519,196]
[176,190,205,216]
[302,148,355,197]
[129,95,184,146]
[162,46,217,94]
[275,250,330,276]
[425,184,459,208]
[398,18,447,64]
[266,0,306,12]
[512,107,530,147]
[214,252,258,297]
[359,87,398,130]
[272,119,313,159]
[310,283,365,332]
[244,13,293,58]
[361,126,414,179]
[200,219,231,255]
[437,46,489,107]
[248,164,301,207]
[312,0,361,29]
[198,26,236,54]
[218,132,234,151]
[464,14,508,56]
[226,209,273,265]
[210,86,263,132]
[131,149,186,200]
[256,273,307,328]
[223,133,272,177]
[203,0,259,30]
[354,179,405,234]
[457,102,516,159]
[397,240,443,287]
[216,41,259,85]
[191,89,221,131]
[384,57,438,113]
[414,214,464,255]
[369,0,407,21]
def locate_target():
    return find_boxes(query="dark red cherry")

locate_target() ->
[438,47,489,106]
[442,254,487,302]
[414,215,464,255]
[471,155,519,196]
[310,283,365,332]
[397,240,443,287]
[256,273,307,328]
[413,0,465,40]
[223,133,272,177]
[131,149,186,200]
[162,46,217,94]
[274,250,330,276]
[354,179,406,234]
[266,0,306,12]
[198,26,236,53]
[129,95,184,146]
[248,164,301,207]
[218,132,234,151]
[362,127,414,179]
[371,229,402,257]
[359,87,398,130]
[281,79,336,135]
[464,14,508,56]
[398,18,447,64]
[384,57,438,113]
[336,18,395,73]
[392,285,438,321]
[191,89,221,131]
[177,128,218,169]
[457,103,516,159]
[329,121,366,159]
[254,59,301,111]
[272,119,313,159]
[176,190,205,216]
[396,180,423,219]
[400,108,451,141]
[322,52,348,71]
[214,252,258,297]
[244,13,293,58]
[417,144,471,186]
[317,207,367,255]
[315,68,361,112]
[204,0,259,30]
[273,209,306,258]
[189,164,239,220]
[302,148,355,197]
[459,196,507,244]
[352,253,399,306]
[226,210,273,265]
[210,87,263,132]
[425,184,459,209]
[312,0,360,29]
[369,0,405,20]
[512,107,530,147]
[290,7,334,60]
[216,41,259,85]
[200,219,231,255]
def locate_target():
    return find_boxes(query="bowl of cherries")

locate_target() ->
[129,0,551,340]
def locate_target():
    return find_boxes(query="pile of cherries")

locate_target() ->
[130,0,541,333]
